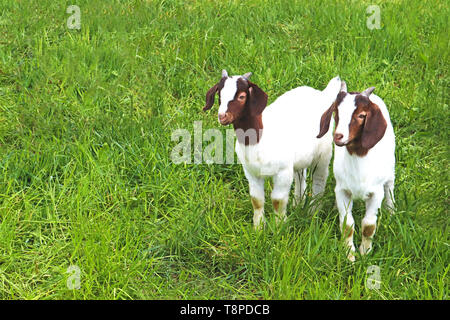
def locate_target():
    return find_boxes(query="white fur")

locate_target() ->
[334,95,356,143]
[333,94,395,261]
[221,76,341,227]
[218,76,241,119]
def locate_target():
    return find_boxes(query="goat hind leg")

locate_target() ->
[293,168,307,207]
[310,155,331,211]
[384,179,395,214]
[312,155,330,197]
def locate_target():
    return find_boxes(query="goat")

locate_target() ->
[317,82,395,261]
[203,70,341,228]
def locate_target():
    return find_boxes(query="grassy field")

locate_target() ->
[0,0,448,299]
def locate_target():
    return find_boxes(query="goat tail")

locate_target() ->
[322,75,342,106]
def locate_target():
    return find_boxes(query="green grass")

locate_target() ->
[0,0,448,299]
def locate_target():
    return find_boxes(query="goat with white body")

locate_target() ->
[204,70,341,228]
[317,82,395,261]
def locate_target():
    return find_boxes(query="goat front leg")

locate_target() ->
[293,168,307,207]
[360,189,384,255]
[336,187,355,262]
[244,168,265,229]
[271,168,293,224]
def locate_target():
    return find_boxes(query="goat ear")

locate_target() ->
[361,102,387,149]
[317,103,335,138]
[247,81,268,116]
[203,83,219,111]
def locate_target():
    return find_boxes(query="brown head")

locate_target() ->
[317,82,387,156]
[203,70,268,144]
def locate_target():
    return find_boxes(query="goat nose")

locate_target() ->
[334,133,344,141]
[218,113,226,120]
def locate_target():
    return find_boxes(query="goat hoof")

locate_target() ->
[359,243,373,256]
[253,222,265,231]
[253,217,266,230]
[275,214,287,225]
[347,252,356,263]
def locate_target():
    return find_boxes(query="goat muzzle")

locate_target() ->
[218,113,233,125]
[334,133,347,146]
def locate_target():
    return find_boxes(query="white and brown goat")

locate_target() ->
[317,82,395,261]
[204,70,341,228]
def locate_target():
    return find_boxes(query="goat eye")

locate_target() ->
[239,95,245,100]
[358,114,366,119]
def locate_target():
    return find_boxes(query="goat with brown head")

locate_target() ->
[202,72,343,229]
[317,81,395,262]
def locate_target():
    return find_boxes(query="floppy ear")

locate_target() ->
[361,102,387,149]
[247,81,268,116]
[203,83,219,111]
[317,103,335,138]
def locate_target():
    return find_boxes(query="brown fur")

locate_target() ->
[272,199,281,212]
[362,224,376,238]
[204,77,226,111]
[346,95,387,156]
[251,197,263,210]
[343,225,354,238]
[357,96,387,150]
[317,91,346,139]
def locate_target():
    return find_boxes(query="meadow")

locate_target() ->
[0,0,448,299]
